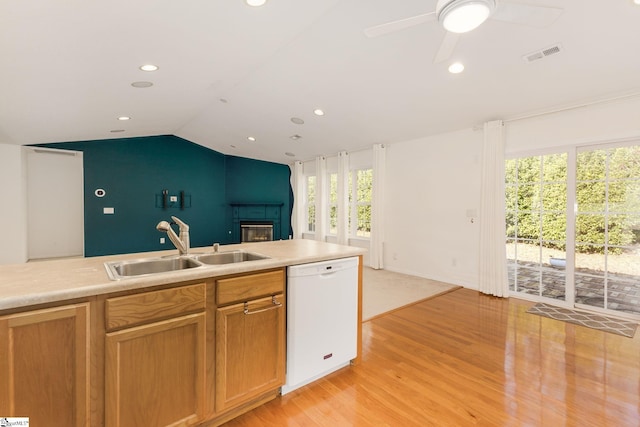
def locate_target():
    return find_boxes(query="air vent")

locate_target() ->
[523,43,563,63]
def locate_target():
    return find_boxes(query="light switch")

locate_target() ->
[170,195,178,202]
[103,207,115,214]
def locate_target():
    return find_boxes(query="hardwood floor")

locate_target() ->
[223,288,640,426]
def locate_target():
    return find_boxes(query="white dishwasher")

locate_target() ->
[281,256,359,395]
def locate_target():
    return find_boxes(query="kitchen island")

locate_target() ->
[0,239,365,427]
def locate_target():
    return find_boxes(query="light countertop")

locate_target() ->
[0,239,365,311]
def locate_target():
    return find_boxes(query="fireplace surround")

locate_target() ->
[230,202,283,243]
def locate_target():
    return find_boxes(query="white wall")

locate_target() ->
[383,128,483,287]
[0,144,28,264]
[383,94,640,289]
[505,95,640,153]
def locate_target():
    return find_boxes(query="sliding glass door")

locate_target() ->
[506,142,640,318]
[575,145,640,314]
[506,153,568,300]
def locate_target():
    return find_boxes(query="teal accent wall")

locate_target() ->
[37,135,291,256]
[225,155,292,240]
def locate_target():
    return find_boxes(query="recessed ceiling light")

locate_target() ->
[219,98,229,104]
[139,64,158,72]
[285,152,295,157]
[313,109,325,116]
[245,0,267,6]
[117,116,131,121]
[110,129,125,133]
[230,144,237,149]
[247,136,256,142]
[448,62,465,74]
[290,134,302,141]
[291,117,305,125]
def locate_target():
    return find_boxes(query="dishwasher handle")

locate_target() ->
[243,295,282,315]
[320,270,338,278]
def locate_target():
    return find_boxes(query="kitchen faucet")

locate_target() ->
[156,216,190,255]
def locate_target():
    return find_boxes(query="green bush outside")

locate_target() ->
[506,147,640,254]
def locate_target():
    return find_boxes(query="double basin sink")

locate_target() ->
[104,250,270,280]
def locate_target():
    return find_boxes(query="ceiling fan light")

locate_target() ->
[440,0,494,33]
[245,0,267,6]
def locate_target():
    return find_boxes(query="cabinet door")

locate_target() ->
[0,303,90,426]
[105,312,206,427]
[215,295,285,412]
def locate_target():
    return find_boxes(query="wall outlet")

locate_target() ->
[103,207,114,214]
[160,237,165,244]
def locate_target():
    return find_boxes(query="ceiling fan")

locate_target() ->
[364,0,563,64]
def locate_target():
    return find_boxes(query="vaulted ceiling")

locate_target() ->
[2,1,639,164]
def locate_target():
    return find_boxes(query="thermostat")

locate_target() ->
[95,188,106,198]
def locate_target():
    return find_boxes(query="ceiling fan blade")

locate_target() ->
[433,31,460,64]
[491,3,563,27]
[364,12,436,38]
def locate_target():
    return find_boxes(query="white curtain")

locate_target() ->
[315,156,327,242]
[290,161,305,239]
[370,144,386,269]
[337,151,350,245]
[478,120,509,297]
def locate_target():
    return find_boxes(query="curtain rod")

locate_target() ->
[296,142,381,163]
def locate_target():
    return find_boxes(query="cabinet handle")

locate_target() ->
[243,296,282,315]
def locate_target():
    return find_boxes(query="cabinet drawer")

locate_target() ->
[217,270,284,306]
[106,283,205,331]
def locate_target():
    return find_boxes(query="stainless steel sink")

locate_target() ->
[104,250,270,280]
[193,250,269,265]
[105,256,202,280]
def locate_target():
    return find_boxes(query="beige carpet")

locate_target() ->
[363,267,461,321]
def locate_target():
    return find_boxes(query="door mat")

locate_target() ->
[527,303,638,338]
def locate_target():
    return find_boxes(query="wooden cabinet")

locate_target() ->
[103,272,286,426]
[0,266,293,426]
[104,284,206,427]
[0,303,90,426]
[215,270,285,412]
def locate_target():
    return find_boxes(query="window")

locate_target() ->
[305,175,316,232]
[505,153,567,299]
[297,160,373,241]
[350,168,372,238]
[328,172,338,235]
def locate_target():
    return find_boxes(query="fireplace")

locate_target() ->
[240,221,274,242]
[231,202,283,243]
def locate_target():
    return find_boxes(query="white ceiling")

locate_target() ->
[1,0,639,164]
